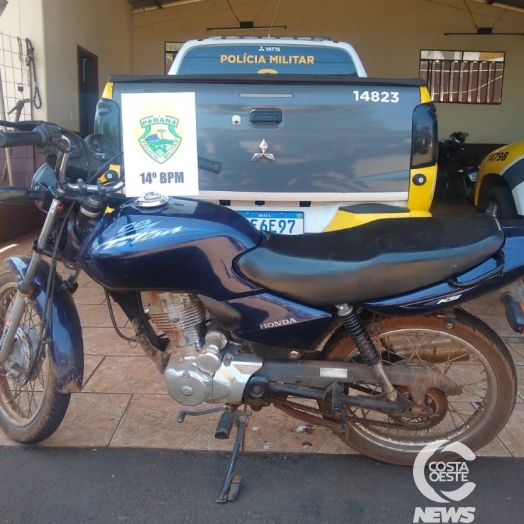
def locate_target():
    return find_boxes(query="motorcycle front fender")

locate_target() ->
[7,256,83,393]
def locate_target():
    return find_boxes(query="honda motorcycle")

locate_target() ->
[0,122,523,503]
[436,131,480,202]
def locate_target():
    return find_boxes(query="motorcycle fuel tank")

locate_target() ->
[79,196,263,299]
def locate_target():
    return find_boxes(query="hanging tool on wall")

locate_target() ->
[25,38,42,109]
[17,37,26,96]
[0,68,13,184]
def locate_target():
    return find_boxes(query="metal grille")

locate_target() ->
[0,32,32,121]
[0,32,34,187]
[420,50,505,105]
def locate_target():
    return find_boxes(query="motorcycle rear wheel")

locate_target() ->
[322,309,516,465]
[0,270,70,443]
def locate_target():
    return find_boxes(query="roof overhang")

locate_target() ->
[128,0,524,15]
[472,0,524,13]
[127,0,207,14]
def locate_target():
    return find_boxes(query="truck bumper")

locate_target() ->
[324,206,432,231]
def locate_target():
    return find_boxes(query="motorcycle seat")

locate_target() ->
[236,214,504,307]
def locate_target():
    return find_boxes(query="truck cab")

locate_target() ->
[168,37,367,77]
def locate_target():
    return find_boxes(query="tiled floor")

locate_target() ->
[0,202,523,458]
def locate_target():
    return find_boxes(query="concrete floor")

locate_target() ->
[1,448,523,524]
[0,200,523,458]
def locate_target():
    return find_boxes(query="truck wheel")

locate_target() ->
[483,186,518,220]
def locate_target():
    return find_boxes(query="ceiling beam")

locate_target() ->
[129,0,207,14]
[472,0,524,14]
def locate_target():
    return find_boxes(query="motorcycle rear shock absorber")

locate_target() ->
[336,304,397,401]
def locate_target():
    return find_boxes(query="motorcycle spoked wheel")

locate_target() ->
[320,309,517,466]
[0,270,70,443]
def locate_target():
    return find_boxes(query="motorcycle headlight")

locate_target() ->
[31,164,56,212]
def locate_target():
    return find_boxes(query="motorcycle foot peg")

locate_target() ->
[501,292,524,334]
[215,410,234,440]
[331,381,344,415]
[325,381,344,415]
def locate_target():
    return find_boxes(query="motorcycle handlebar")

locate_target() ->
[63,179,125,196]
[0,129,46,148]
[0,122,126,201]
[0,187,47,203]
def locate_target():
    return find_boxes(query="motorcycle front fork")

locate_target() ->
[0,197,62,364]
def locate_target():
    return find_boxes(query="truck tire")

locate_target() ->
[482,186,518,220]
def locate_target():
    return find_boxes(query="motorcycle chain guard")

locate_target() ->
[252,360,462,403]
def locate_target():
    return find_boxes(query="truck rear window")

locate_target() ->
[176,44,358,75]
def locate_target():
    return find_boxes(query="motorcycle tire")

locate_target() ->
[321,309,516,466]
[0,270,70,443]
[481,186,518,220]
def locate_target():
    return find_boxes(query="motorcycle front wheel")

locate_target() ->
[0,270,70,443]
[322,309,516,465]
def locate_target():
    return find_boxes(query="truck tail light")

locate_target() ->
[94,98,122,154]
[411,103,438,169]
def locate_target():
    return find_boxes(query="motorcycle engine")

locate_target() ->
[147,292,262,406]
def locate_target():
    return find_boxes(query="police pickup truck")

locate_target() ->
[96,37,437,233]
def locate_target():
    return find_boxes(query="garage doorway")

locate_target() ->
[77,46,99,137]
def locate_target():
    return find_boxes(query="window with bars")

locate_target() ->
[419,50,505,104]
[165,42,183,74]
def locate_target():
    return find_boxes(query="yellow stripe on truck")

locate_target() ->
[474,140,524,204]
[324,208,431,231]
[102,82,114,99]
[325,165,436,231]
[420,86,432,104]
[408,165,437,212]
[482,141,524,173]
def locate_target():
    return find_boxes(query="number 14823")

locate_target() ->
[353,90,399,103]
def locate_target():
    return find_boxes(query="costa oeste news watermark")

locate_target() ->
[413,440,476,523]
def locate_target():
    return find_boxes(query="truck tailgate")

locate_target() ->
[110,75,424,201]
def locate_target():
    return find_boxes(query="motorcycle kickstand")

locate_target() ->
[216,409,251,504]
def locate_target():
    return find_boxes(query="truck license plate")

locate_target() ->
[238,211,304,235]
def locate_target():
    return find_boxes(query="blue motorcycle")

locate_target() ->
[0,122,523,502]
